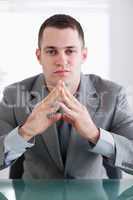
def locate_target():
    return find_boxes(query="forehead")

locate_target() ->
[41,27,82,48]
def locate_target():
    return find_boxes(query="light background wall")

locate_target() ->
[110,0,133,108]
[0,0,133,179]
[0,0,110,97]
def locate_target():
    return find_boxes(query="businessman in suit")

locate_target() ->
[0,14,133,179]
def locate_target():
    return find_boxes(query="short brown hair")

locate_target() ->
[38,14,85,48]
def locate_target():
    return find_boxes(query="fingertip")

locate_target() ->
[55,113,62,121]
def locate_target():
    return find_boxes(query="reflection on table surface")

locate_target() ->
[0,179,133,200]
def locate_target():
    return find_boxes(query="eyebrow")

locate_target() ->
[43,46,77,50]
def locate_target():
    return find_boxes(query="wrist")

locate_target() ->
[18,124,33,141]
[88,128,100,144]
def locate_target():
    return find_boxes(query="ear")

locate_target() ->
[36,48,41,64]
[81,47,88,63]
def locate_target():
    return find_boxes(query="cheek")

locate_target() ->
[42,63,53,76]
[42,58,53,70]
[68,56,76,65]
[70,56,82,68]
[42,56,51,65]
[43,66,52,74]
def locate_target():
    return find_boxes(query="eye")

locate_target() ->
[46,49,57,56]
[65,49,77,55]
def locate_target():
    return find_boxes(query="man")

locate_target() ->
[0,14,133,179]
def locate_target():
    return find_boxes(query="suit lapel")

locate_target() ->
[28,74,64,170]
[77,73,100,119]
[65,73,100,173]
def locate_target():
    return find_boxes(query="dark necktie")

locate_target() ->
[56,120,71,165]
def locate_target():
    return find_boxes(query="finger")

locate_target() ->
[42,83,62,107]
[62,114,74,125]
[59,102,76,119]
[46,112,62,122]
[62,82,81,106]
[61,87,80,111]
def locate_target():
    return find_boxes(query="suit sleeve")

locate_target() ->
[105,87,133,174]
[4,127,34,166]
[0,87,17,169]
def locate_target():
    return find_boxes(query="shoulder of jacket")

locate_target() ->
[85,73,123,94]
[4,73,42,94]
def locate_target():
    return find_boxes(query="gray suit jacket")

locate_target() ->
[0,73,133,179]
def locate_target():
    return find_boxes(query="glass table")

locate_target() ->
[0,179,133,200]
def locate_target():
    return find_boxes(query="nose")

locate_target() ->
[55,52,68,67]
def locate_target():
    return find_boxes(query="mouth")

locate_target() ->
[53,70,70,76]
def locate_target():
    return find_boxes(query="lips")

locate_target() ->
[54,70,70,74]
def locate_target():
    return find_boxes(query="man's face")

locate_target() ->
[36,27,87,91]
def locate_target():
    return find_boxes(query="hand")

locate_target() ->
[19,81,63,140]
[59,82,100,144]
